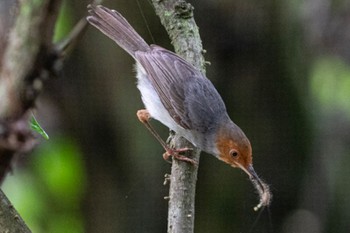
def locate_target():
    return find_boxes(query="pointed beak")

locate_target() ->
[237,164,272,211]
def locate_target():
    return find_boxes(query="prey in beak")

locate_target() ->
[238,164,272,211]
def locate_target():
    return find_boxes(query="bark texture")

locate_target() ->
[0,0,62,183]
[0,189,31,233]
[150,1,206,232]
[0,0,62,231]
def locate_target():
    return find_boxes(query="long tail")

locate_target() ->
[87,5,150,57]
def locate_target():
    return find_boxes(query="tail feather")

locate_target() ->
[87,5,150,57]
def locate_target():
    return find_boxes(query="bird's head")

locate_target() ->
[215,121,271,210]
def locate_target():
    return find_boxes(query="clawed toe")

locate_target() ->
[174,147,193,153]
[163,148,197,165]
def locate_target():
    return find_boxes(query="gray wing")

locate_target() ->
[136,45,227,132]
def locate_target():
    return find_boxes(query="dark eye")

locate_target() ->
[229,149,239,157]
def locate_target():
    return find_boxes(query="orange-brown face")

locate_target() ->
[215,128,271,210]
[216,136,252,169]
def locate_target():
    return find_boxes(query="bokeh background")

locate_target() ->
[2,0,350,232]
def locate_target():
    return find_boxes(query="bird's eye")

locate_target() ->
[229,149,239,158]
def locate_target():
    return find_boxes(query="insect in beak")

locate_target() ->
[238,164,272,211]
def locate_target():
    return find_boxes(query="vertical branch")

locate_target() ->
[167,135,201,233]
[150,1,206,232]
[0,0,62,183]
[151,0,206,72]
[0,0,62,230]
[0,0,62,118]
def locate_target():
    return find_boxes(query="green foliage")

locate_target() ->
[32,137,86,206]
[53,0,73,43]
[30,114,49,140]
[310,56,350,117]
[3,136,86,233]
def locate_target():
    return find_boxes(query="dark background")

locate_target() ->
[2,0,350,232]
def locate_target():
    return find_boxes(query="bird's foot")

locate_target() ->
[136,109,196,165]
[163,147,196,165]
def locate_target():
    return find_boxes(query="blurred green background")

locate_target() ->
[2,0,350,232]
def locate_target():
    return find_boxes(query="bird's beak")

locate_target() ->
[237,164,271,211]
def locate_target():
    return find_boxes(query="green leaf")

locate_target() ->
[30,114,49,140]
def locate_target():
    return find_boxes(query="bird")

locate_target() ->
[87,5,271,210]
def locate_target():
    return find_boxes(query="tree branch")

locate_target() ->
[0,0,63,184]
[0,0,62,118]
[0,0,70,231]
[150,1,206,232]
[0,189,31,233]
[151,0,206,73]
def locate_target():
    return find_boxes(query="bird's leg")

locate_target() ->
[136,109,196,165]
[137,109,168,149]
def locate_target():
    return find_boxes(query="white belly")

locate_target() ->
[135,63,183,134]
